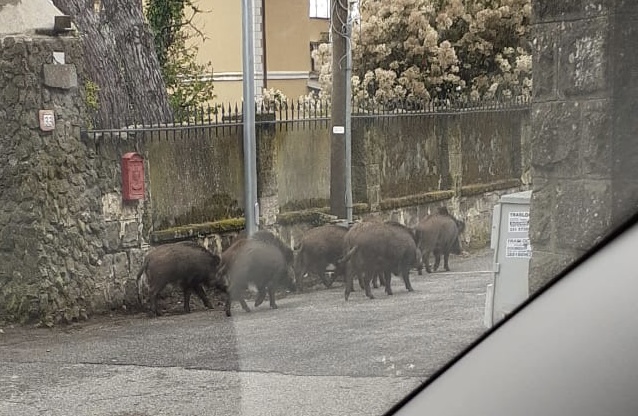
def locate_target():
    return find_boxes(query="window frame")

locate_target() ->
[309,0,330,19]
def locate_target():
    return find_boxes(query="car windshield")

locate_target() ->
[0,0,633,415]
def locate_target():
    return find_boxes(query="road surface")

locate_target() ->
[0,249,494,416]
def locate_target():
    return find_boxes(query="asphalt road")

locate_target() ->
[0,249,494,416]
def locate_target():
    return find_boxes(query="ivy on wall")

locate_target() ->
[145,0,216,114]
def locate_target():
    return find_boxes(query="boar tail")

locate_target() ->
[337,246,358,265]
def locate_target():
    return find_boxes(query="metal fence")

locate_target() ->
[82,96,531,140]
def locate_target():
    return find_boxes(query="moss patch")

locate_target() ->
[461,179,521,196]
[277,203,368,222]
[279,198,331,213]
[151,217,245,244]
[277,209,335,226]
[352,203,370,215]
[159,193,244,230]
[379,190,454,210]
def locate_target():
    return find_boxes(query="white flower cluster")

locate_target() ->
[314,0,532,104]
[257,88,289,111]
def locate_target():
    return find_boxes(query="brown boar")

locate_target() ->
[221,238,295,316]
[341,221,420,300]
[136,241,226,316]
[294,224,348,290]
[414,207,465,274]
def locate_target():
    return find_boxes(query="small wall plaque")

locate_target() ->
[39,110,55,132]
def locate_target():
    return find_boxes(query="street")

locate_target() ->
[0,249,494,416]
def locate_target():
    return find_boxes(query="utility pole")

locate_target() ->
[241,0,259,236]
[330,0,353,223]
[344,0,354,223]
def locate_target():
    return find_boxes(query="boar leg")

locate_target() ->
[363,273,375,299]
[225,296,232,317]
[194,284,213,309]
[183,286,193,313]
[372,273,380,289]
[150,294,162,316]
[295,262,307,293]
[358,273,366,289]
[432,250,442,271]
[268,286,278,309]
[422,250,433,273]
[254,286,268,307]
[296,272,305,293]
[401,269,414,292]
[384,271,393,295]
[443,252,451,271]
[344,262,354,300]
[238,298,251,312]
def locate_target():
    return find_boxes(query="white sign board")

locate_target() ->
[508,211,529,233]
[506,237,532,258]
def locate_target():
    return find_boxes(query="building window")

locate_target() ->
[310,0,330,19]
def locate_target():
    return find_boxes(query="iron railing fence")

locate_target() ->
[82,96,531,140]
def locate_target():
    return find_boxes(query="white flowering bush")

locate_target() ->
[315,0,532,105]
[311,43,333,100]
[257,88,289,112]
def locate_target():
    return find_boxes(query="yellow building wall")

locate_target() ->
[187,0,329,104]
[267,79,313,100]
[191,1,242,73]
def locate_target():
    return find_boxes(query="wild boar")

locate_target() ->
[341,221,420,300]
[136,241,226,316]
[294,224,348,290]
[414,207,466,274]
[220,238,295,316]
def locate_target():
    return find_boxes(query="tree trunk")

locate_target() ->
[53,0,173,128]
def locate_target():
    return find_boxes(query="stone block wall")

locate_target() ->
[528,1,638,293]
[0,34,151,325]
[1,34,97,324]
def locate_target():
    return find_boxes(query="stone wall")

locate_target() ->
[528,1,638,293]
[90,105,530,237]
[1,34,98,324]
[352,109,530,210]
[126,107,530,228]
[0,33,156,326]
[275,125,332,211]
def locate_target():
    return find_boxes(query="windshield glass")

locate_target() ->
[1,0,633,415]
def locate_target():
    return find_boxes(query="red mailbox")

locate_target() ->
[122,152,145,201]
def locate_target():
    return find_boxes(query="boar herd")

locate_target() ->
[136,207,465,317]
